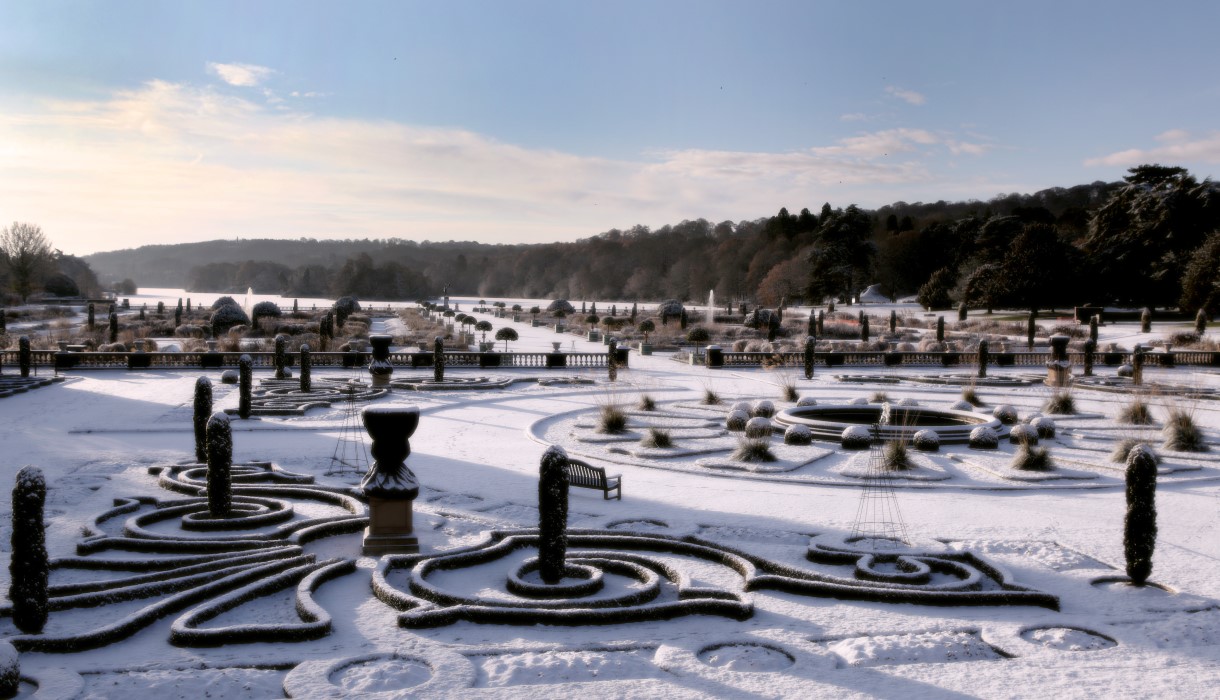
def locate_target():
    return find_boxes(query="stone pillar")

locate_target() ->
[368,334,394,387]
[1046,334,1071,387]
[360,406,421,555]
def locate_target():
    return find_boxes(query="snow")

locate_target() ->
[1,295,1219,697]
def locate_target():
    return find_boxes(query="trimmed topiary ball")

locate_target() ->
[751,400,776,418]
[912,429,940,452]
[969,426,999,449]
[744,417,772,438]
[849,397,869,406]
[950,400,974,411]
[1031,416,1057,438]
[796,396,818,407]
[992,405,1018,424]
[210,303,250,336]
[1008,423,1039,445]
[726,410,749,431]
[0,640,17,697]
[784,424,813,445]
[730,401,752,414]
[841,425,872,449]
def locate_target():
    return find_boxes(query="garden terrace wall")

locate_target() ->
[712,350,1220,368]
[7,349,628,371]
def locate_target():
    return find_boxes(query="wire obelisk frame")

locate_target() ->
[327,360,371,476]
[849,403,910,549]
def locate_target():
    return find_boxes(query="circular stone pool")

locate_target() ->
[773,404,1004,445]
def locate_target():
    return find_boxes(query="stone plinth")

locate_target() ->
[363,497,419,555]
[360,405,421,555]
[368,334,394,387]
[1046,334,1072,387]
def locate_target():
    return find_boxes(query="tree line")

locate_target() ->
[80,164,1219,313]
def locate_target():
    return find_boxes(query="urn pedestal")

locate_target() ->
[368,334,394,387]
[360,405,421,555]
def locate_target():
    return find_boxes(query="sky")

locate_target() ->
[2,0,1219,255]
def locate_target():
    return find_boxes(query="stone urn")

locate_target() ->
[552,342,563,353]
[360,405,421,555]
[368,334,394,387]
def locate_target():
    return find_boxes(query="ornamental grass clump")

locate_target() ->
[777,373,799,402]
[642,428,672,448]
[1162,406,1207,452]
[598,404,628,434]
[637,394,656,411]
[1043,390,1076,415]
[1011,441,1054,471]
[701,386,721,406]
[733,438,776,463]
[1111,438,1160,465]
[883,440,912,471]
[1118,398,1154,425]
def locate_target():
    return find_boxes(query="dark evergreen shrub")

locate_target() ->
[1124,445,1157,585]
[547,299,575,315]
[889,309,896,333]
[87,302,95,330]
[211,296,239,310]
[211,304,250,336]
[608,338,618,382]
[251,301,282,327]
[1196,308,1208,335]
[206,411,233,518]
[433,337,445,382]
[538,446,569,585]
[1089,315,1099,343]
[977,339,989,378]
[804,335,815,379]
[18,336,30,378]
[1027,310,1036,349]
[1083,338,1096,376]
[10,466,48,634]
[936,316,945,343]
[1140,307,1152,333]
[193,376,212,462]
[274,334,289,380]
[861,315,870,342]
[817,310,824,336]
[958,302,967,322]
[299,344,312,392]
[174,305,182,327]
[238,354,252,419]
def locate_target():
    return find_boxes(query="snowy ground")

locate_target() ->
[1,301,1218,698]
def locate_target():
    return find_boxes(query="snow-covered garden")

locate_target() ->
[1,296,1218,698]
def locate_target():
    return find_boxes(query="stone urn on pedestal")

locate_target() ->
[1046,334,1072,388]
[360,406,421,555]
[368,334,394,387]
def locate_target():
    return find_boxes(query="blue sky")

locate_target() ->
[2,0,1218,254]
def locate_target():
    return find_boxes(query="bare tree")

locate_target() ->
[1,222,53,302]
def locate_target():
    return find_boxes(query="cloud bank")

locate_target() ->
[0,80,994,253]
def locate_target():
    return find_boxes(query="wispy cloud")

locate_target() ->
[885,85,926,106]
[839,112,873,122]
[1085,130,1220,167]
[0,80,1002,253]
[207,62,276,87]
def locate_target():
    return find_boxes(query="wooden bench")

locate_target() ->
[566,459,621,500]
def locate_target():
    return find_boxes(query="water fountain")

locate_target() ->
[707,290,714,326]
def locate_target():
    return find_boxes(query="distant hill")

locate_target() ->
[83,179,1129,303]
